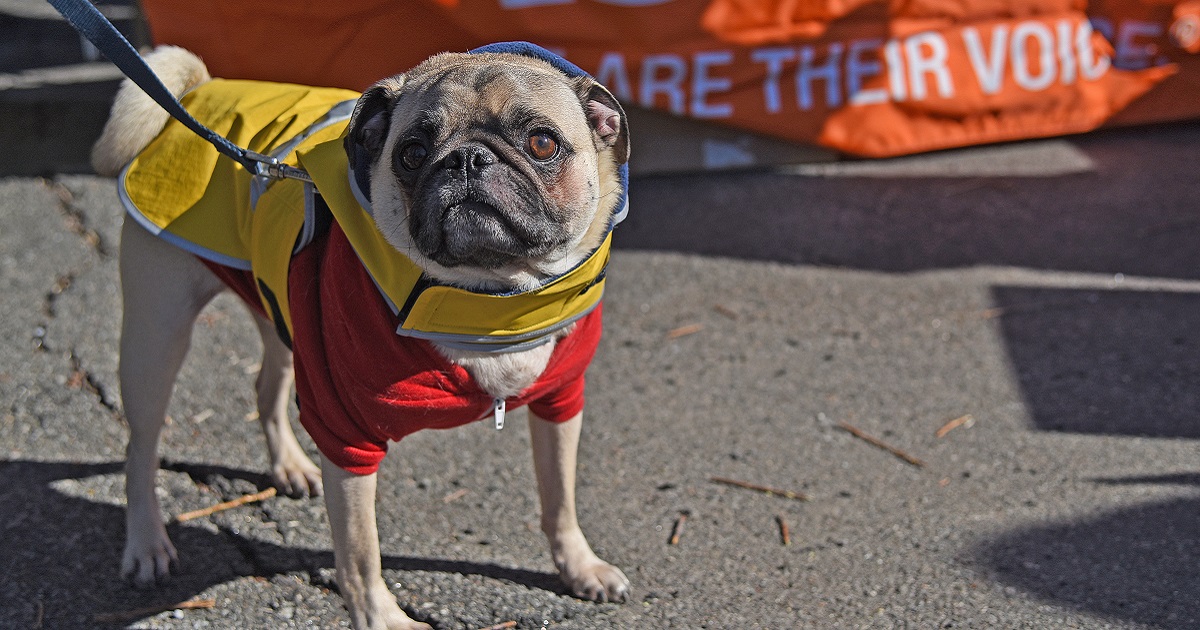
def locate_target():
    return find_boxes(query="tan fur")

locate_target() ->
[99,48,630,630]
[91,46,210,176]
[366,54,624,294]
[364,55,626,404]
[437,328,566,400]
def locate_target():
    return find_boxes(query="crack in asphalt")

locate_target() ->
[33,177,123,417]
[69,350,118,412]
[42,272,74,319]
[42,177,111,258]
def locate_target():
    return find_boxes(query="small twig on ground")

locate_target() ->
[669,511,690,545]
[174,487,277,523]
[836,421,927,468]
[93,599,215,623]
[776,514,791,546]
[710,476,809,501]
[442,488,470,504]
[935,414,975,438]
[666,323,704,339]
[712,304,740,319]
[477,622,517,630]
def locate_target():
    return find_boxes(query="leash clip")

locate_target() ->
[244,150,314,183]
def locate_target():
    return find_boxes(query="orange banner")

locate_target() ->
[140,0,1198,157]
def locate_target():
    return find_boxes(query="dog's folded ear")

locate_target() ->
[346,75,407,172]
[573,78,630,166]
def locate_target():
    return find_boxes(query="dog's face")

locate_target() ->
[345,52,629,291]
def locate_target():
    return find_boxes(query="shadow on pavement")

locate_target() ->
[991,286,1200,438]
[972,475,1200,629]
[974,286,1200,626]
[619,122,1200,626]
[0,459,562,628]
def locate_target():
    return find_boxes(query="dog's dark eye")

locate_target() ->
[398,142,427,170]
[527,132,558,161]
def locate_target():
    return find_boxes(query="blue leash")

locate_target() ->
[47,0,309,181]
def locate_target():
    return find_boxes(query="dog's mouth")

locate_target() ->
[414,195,561,269]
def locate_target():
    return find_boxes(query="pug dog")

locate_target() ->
[95,44,630,629]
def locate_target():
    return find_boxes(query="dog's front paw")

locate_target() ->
[559,557,631,603]
[383,614,433,630]
[547,529,630,603]
[121,523,178,587]
[344,581,433,630]
[356,609,432,630]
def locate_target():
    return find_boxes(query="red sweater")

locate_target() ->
[205,223,601,475]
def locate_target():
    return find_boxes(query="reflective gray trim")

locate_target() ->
[118,162,252,270]
[366,266,402,316]
[612,199,629,225]
[277,99,355,159]
[117,163,160,235]
[296,183,317,253]
[334,224,406,318]
[348,164,373,217]
[392,298,600,354]
[248,171,271,211]
[250,99,356,210]
[429,334,556,354]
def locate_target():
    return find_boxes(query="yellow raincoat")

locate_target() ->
[120,78,613,352]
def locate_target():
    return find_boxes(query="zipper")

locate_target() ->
[493,398,506,430]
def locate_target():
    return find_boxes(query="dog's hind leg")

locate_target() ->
[118,219,226,587]
[252,314,322,498]
[529,411,631,603]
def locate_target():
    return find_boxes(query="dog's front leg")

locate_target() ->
[529,411,630,603]
[321,455,431,630]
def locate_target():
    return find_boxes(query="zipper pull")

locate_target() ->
[493,398,506,430]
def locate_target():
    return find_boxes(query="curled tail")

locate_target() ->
[91,46,210,176]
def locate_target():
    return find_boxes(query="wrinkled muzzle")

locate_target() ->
[409,143,566,268]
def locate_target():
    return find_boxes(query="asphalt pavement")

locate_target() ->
[2,116,1200,629]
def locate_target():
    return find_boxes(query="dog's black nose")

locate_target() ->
[444,144,495,174]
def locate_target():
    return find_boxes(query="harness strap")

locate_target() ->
[47,0,309,181]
